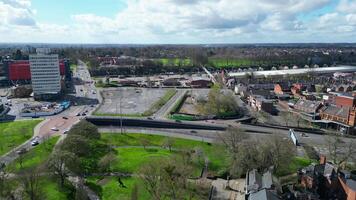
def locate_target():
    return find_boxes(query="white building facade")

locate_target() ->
[29,54,61,99]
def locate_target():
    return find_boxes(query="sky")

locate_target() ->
[0,0,356,44]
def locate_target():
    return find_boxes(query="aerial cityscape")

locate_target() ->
[0,0,356,200]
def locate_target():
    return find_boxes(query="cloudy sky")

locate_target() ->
[0,0,355,43]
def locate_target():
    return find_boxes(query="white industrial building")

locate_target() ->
[29,51,61,100]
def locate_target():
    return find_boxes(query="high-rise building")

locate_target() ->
[29,50,61,100]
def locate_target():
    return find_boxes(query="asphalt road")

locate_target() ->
[152,89,187,119]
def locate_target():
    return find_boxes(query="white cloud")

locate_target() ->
[0,0,355,43]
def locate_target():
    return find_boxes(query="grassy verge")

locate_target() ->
[169,113,197,121]
[276,156,315,177]
[142,89,177,116]
[93,112,144,118]
[155,58,192,67]
[0,119,42,156]
[6,136,59,172]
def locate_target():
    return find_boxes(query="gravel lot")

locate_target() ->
[97,87,168,115]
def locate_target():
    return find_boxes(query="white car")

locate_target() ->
[51,127,59,131]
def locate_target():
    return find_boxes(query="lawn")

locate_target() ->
[277,156,315,177]
[86,177,150,200]
[113,148,172,173]
[6,136,59,172]
[155,58,192,67]
[0,119,42,156]
[101,133,227,175]
[208,58,254,68]
[41,177,75,200]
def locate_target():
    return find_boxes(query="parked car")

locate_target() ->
[31,140,39,146]
[62,116,68,120]
[51,127,59,131]
[63,129,69,134]
[81,113,86,116]
[16,148,27,154]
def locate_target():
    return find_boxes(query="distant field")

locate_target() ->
[0,119,42,156]
[155,58,192,66]
[208,58,254,68]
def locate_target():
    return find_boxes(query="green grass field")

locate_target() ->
[113,148,172,173]
[208,58,254,68]
[86,177,150,200]
[101,133,227,174]
[156,58,192,67]
[0,119,42,156]
[6,136,59,172]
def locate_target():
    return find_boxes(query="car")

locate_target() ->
[63,129,69,134]
[51,127,59,131]
[90,105,95,107]
[31,140,39,146]
[190,130,197,133]
[147,117,153,120]
[62,116,68,120]
[81,113,86,116]
[76,113,81,116]
[16,148,27,154]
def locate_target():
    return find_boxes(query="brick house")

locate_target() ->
[248,95,274,114]
[274,83,291,95]
[338,171,356,200]
[294,99,323,114]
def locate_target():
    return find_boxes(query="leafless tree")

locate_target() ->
[20,168,42,200]
[325,134,356,168]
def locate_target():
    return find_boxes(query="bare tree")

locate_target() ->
[98,151,117,173]
[162,137,175,152]
[47,150,79,187]
[20,168,42,200]
[218,127,248,155]
[140,138,150,150]
[325,134,356,168]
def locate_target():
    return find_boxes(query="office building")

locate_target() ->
[29,51,61,100]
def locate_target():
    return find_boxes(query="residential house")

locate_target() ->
[274,83,291,95]
[338,170,356,200]
[246,169,274,194]
[248,189,280,200]
[248,95,274,114]
[294,99,323,115]
[188,78,213,88]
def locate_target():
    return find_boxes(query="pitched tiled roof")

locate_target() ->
[320,105,349,118]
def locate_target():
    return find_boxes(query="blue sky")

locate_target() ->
[31,0,127,25]
[0,0,356,43]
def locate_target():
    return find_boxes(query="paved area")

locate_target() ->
[153,89,186,119]
[98,87,168,115]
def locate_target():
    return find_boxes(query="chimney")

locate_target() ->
[320,155,326,165]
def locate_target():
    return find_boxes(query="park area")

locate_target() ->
[95,88,176,117]
[0,119,42,156]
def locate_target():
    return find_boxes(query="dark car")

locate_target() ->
[62,116,68,120]
[81,113,86,116]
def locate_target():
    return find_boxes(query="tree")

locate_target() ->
[325,134,356,168]
[198,85,239,117]
[140,138,150,150]
[218,127,248,155]
[47,150,79,187]
[162,137,175,152]
[139,159,163,200]
[68,120,100,140]
[20,168,42,200]
[0,166,15,199]
[61,135,90,157]
[98,151,117,173]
